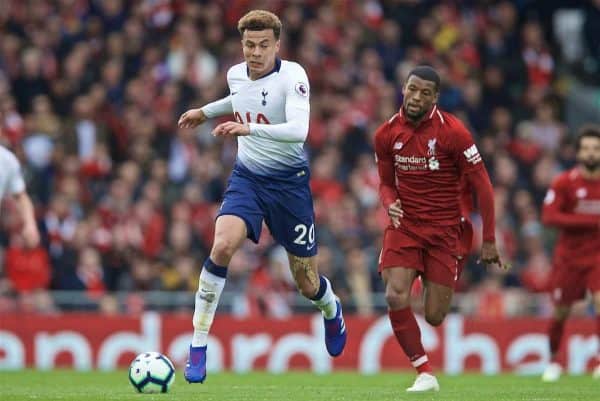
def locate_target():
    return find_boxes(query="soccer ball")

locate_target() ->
[128,352,175,393]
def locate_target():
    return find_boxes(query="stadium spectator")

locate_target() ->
[0,0,597,321]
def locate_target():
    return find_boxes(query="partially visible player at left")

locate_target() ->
[177,10,346,384]
[0,144,40,248]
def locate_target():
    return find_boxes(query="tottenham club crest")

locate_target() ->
[261,89,268,106]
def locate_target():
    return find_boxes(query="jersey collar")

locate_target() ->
[247,57,282,80]
[397,104,443,127]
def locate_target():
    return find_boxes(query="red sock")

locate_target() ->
[548,319,565,363]
[389,307,432,374]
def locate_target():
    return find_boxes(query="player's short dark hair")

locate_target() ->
[238,10,282,39]
[576,124,600,151]
[407,65,441,91]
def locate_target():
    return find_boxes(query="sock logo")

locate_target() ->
[197,289,216,303]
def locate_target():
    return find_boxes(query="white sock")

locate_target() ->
[311,276,338,319]
[192,266,226,347]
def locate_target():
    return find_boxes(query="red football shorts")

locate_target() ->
[379,219,473,289]
[548,258,600,305]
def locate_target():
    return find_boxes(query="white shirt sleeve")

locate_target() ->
[7,150,26,195]
[248,65,310,143]
[200,95,233,118]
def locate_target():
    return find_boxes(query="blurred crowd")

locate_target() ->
[1,0,599,318]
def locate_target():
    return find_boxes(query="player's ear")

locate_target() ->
[275,39,280,53]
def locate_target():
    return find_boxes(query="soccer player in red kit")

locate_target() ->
[540,126,600,382]
[374,66,506,392]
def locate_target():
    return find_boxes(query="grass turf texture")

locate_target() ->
[1,370,597,401]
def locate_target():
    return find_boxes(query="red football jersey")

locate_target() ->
[375,105,488,227]
[542,168,600,267]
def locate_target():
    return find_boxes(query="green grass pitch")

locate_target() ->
[1,370,597,401]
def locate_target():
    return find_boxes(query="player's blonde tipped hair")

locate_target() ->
[238,10,282,39]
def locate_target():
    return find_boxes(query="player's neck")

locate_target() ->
[403,111,426,126]
[248,58,279,81]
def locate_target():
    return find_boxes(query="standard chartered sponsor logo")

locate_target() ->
[394,154,438,171]
[395,155,427,164]
[574,200,600,214]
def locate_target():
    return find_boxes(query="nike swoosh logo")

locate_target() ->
[307,243,316,250]
[231,92,238,96]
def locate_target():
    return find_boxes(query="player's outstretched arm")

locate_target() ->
[178,95,233,129]
[13,191,40,248]
[178,108,207,129]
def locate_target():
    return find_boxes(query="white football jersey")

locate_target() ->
[202,59,310,176]
[0,145,25,200]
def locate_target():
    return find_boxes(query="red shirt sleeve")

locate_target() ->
[542,175,600,228]
[374,120,398,210]
[451,117,496,242]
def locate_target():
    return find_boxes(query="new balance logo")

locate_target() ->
[393,141,403,150]
[463,144,482,164]
[197,289,216,303]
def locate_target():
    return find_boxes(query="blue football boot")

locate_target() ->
[324,298,347,357]
[184,345,207,383]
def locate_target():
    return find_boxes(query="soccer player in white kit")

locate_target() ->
[177,10,347,383]
[0,145,40,248]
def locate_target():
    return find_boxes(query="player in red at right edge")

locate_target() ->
[374,66,508,393]
[541,125,600,382]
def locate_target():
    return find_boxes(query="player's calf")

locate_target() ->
[424,310,446,327]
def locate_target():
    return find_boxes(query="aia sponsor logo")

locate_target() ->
[235,111,270,124]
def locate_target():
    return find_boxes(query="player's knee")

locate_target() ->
[210,236,239,264]
[385,287,410,309]
[425,311,446,327]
